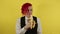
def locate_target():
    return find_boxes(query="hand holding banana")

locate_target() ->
[27,18,36,29]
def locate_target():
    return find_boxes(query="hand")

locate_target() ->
[24,22,31,30]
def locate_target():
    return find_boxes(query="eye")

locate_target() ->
[29,9,32,11]
[30,9,32,11]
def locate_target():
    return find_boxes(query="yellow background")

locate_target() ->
[0,0,60,34]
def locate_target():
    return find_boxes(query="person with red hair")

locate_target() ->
[16,3,42,34]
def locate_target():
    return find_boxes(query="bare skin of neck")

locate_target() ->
[26,15,31,18]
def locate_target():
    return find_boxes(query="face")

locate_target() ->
[25,6,32,17]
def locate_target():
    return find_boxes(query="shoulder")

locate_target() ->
[16,17,21,21]
[16,17,20,23]
[16,16,25,22]
[33,16,40,20]
[17,16,25,20]
[33,16,37,18]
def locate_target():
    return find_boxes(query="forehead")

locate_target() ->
[28,6,32,9]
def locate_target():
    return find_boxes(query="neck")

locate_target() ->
[26,15,32,18]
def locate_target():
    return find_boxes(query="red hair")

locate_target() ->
[21,3,32,15]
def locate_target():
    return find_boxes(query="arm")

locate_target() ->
[16,18,27,34]
[37,18,42,34]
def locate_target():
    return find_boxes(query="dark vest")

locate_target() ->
[20,16,38,34]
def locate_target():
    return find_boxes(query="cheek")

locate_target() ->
[28,12,32,15]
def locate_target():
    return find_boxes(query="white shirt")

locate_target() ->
[16,16,42,34]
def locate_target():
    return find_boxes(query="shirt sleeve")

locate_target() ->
[16,18,27,34]
[37,18,42,34]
